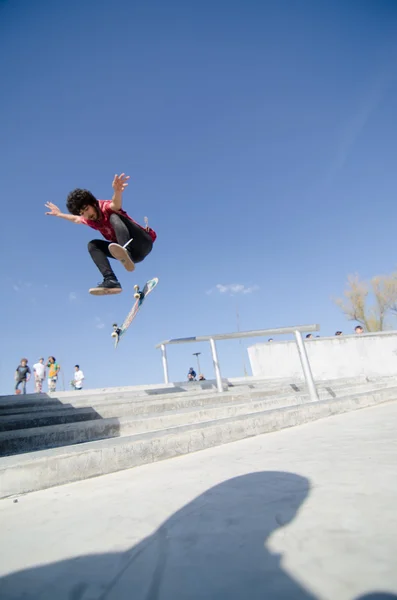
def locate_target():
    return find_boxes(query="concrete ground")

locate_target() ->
[0,403,397,600]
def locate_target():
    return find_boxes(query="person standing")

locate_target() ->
[47,357,60,392]
[33,358,46,393]
[71,365,85,390]
[14,359,31,395]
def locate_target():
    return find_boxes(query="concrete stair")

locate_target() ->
[1,375,396,498]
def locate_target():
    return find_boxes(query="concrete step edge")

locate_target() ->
[3,376,395,410]
[0,389,396,498]
[2,380,396,423]
[2,381,397,438]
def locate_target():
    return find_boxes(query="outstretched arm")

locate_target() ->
[45,202,82,224]
[110,173,130,211]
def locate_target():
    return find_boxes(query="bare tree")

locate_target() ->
[334,273,397,332]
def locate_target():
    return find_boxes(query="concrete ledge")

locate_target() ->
[248,330,397,380]
[51,378,228,398]
[0,417,120,457]
[0,380,229,408]
[1,388,396,498]
[2,382,397,458]
[1,378,394,419]
[0,390,313,456]
[2,375,395,409]
[0,398,69,411]
[0,407,101,432]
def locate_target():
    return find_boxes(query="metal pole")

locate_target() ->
[236,301,248,377]
[161,344,169,384]
[294,330,319,401]
[193,352,201,374]
[209,338,223,392]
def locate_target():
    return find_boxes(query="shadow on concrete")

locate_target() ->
[145,387,186,395]
[0,470,395,599]
[0,393,119,458]
[130,380,223,395]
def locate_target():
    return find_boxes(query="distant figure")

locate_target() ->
[71,365,85,390]
[335,331,343,336]
[188,367,197,381]
[268,338,273,342]
[111,323,122,341]
[355,325,364,334]
[47,356,60,392]
[14,359,31,395]
[306,334,313,339]
[33,358,46,393]
[199,374,206,381]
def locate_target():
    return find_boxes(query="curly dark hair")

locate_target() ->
[66,188,98,215]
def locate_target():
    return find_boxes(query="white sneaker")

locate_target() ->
[108,243,135,272]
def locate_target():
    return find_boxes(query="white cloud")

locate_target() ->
[242,285,259,294]
[69,292,77,302]
[217,284,244,294]
[208,283,259,296]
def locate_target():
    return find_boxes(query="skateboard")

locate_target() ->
[111,277,158,348]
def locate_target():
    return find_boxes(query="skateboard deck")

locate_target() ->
[112,277,158,348]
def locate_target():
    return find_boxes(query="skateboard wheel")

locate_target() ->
[134,293,140,299]
[134,284,139,291]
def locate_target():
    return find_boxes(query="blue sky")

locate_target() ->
[1,0,397,393]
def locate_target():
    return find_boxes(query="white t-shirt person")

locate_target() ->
[33,359,46,380]
[72,365,85,390]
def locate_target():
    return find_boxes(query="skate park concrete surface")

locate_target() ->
[2,375,397,498]
[0,401,396,600]
[0,377,397,498]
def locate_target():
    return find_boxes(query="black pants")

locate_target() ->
[88,213,153,279]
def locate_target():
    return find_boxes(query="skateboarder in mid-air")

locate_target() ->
[45,173,156,294]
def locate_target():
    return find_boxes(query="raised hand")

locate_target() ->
[45,202,61,216]
[112,173,130,194]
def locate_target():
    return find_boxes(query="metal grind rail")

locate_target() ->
[156,324,320,400]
